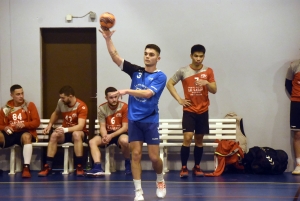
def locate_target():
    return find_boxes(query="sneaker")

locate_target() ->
[156,180,166,198]
[38,164,52,177]
[76,164,84,177]
[134,189,144,201]
[85,164,105,177]
[22,164,31,178]
[180,166,189,178]
[192,165,204,177]
[292,164,300,175]
[125,160,132,175]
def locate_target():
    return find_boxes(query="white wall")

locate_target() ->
[0,0,300,171]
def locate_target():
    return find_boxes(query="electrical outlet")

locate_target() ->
[89,12,96,20]
[66,15,72,21]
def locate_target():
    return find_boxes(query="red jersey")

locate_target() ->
[286,59,300,102]
[171,65,216,114]
[0,100,40,139]
[55,98,88,132]
[97,101,128,132]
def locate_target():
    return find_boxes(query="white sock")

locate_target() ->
[156,173,164,182]
[133,179,142,191]
[23,144,33,165]
[296,158,300,165]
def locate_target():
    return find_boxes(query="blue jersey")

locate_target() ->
[122,60,167,123]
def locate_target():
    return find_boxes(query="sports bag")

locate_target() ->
[242,146,288,174]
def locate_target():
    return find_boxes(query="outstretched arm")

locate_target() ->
[113,89,154,99]
[99,28,123,66]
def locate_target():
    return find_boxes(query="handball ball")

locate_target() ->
[99,12,115,30]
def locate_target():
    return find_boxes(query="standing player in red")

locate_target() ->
[0,84,40,178]
[286,59,300,175]
[38,85,88,176]
[86,87,131,177]
[167,44,217,178]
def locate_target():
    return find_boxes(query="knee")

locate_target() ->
[22,133,32,143]
[72,131,83,142]
[89,138,98,147]
[119,138,129,148]
[149,154,160,163]
[294,132,300,140]
[183,138,192,146]
[49,132,59,142]
[131,150,142,161]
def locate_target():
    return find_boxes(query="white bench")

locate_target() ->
[106,118,237,174]
[7,119,99,175]
[6,118,237,175]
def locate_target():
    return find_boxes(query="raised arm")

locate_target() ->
[99,29,123,66]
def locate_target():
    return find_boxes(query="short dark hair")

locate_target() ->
[145,44,161,55]
[191,44,206,55]
[59,85,75,96]
[105,87,117,96]
[10,84,22,93]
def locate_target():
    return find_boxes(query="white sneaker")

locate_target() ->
[134,189,144,201]
[156,180,166,198]
[292,165,300,175]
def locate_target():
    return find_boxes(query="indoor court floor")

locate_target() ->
[0,170,300,201]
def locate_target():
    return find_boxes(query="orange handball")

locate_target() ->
[99,12,115,30]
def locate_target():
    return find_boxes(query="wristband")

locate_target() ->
[63,127,69,133]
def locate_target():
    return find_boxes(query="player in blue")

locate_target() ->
[99,28,167,201]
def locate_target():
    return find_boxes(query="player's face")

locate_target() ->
[191,52,205,67]
[144,48,160,67]
[60,93,72,106]
[106,92,119,107]
[11,88,24,106]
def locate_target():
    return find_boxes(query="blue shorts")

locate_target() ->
[128,120,160,145]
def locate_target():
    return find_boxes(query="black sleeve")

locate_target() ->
[285,79,292,96]
[240,119,246,136]
[123,60,144,78]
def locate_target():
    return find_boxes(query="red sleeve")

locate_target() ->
[0,108,7,130]
[77,103,88,119]
[23,102,41,129]
[208,68,215,83]
[122,104,128,123]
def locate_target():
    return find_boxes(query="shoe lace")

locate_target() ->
[157,181,165,189]
[182,167,188,172]
[135,189,143,196]
[194,165,201,172]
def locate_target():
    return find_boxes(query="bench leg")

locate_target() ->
[62,146,69,175]
[109,146,116,173]
[68,148,74,173]
[105,146,111,175]
[9,146,16,175]
[15,146,22,172]
[163,147,169,173]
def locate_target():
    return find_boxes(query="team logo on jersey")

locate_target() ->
[149,77,154,81]
[116,113,122,117]
[72,113,77,118]
[137,72,142,79]
[82,106,86,109]
[200,74,207,79]
[134,84,147,102]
